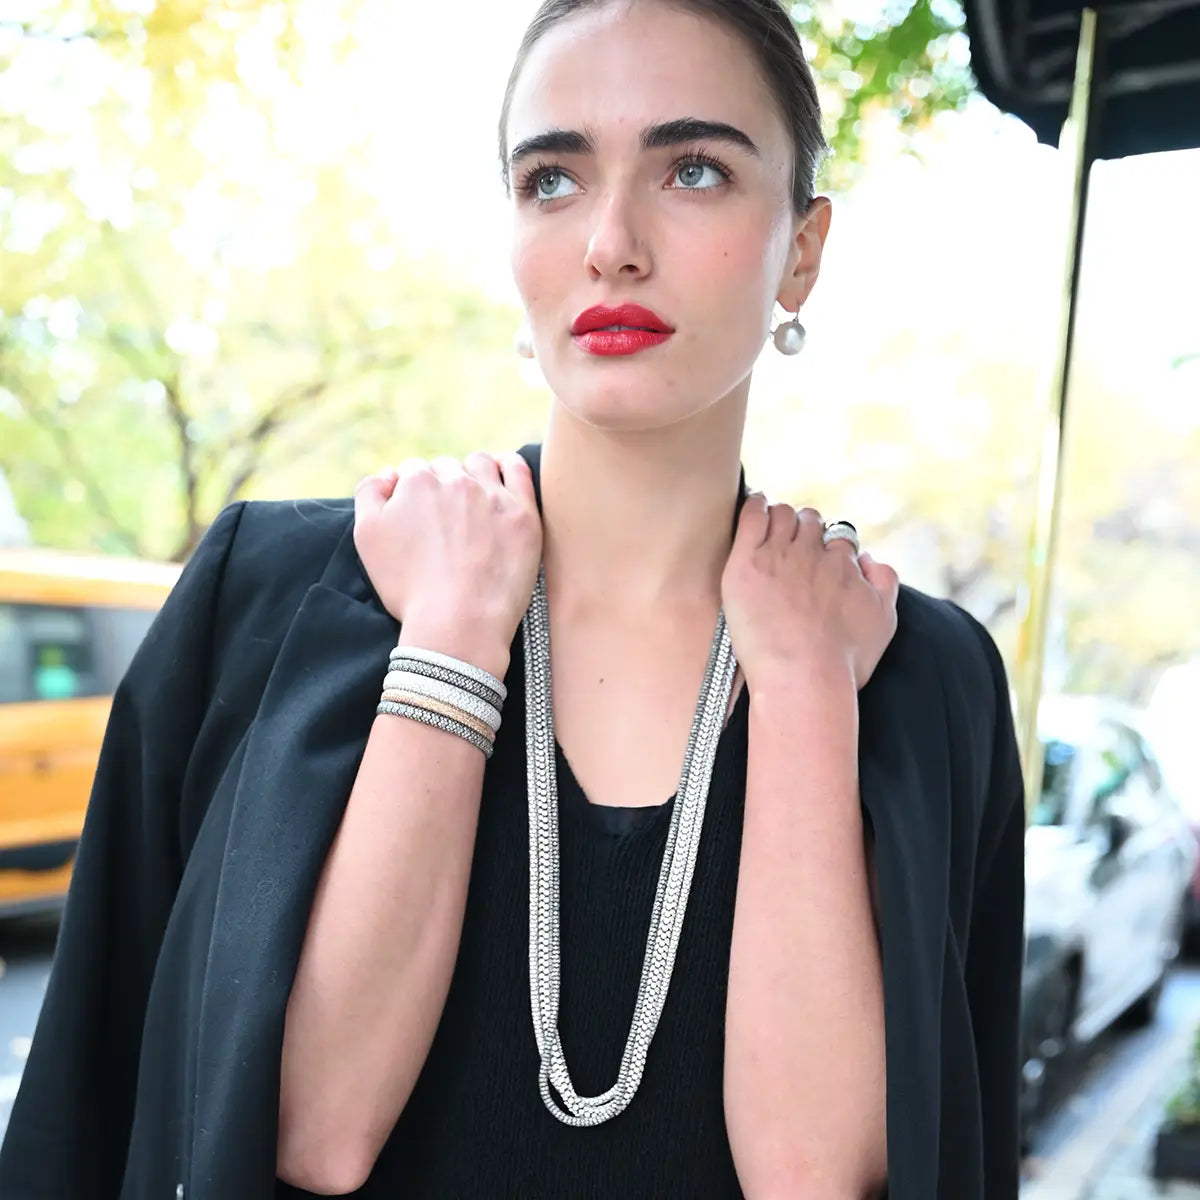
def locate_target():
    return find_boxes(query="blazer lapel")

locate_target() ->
[857,597,953,1200]
[190,513,396,1197]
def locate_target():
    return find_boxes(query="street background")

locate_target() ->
[2,0,1199,1194]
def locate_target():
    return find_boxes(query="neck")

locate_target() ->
[538,398,748,621]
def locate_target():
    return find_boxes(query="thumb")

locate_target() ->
[734,490,770,550]
[858,551,900,608]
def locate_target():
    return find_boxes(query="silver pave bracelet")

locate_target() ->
[382,670,502,733]
[385,656,505,709]
[375,699,494,759]
[388,645,508,702]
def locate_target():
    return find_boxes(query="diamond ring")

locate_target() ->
[822,520,860,554]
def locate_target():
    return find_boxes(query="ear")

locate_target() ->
[777,195,832,312]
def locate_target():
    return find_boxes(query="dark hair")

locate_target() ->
[497,0,827,214]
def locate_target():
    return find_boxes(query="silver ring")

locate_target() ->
[822,520,860,554]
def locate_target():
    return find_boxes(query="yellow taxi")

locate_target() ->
[0,548,180,916]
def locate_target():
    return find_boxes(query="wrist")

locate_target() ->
[395,618,512,682]
[746,649,856,701]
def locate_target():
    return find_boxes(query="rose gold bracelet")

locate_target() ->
[380,689,496,743]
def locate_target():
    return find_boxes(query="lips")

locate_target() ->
[571,303,673,336]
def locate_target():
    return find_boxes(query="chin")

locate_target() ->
[557,385,708,434]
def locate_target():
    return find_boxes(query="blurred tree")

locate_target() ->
[794,0,975,188]
[0,0,544,558]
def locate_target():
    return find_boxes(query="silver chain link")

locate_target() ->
[522,564,737,1125]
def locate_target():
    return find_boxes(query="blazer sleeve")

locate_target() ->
[961,617,1027,1199]
[0,502,245,1199]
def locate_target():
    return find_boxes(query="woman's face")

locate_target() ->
[504,0,828,433]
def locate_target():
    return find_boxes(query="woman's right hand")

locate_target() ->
[353,451,543,675]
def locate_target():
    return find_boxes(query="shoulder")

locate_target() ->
[892,584,1024,844]
[894,584,1006,709]
[221,496,355,579]
[203,496,354,608]
[164,496,357,681]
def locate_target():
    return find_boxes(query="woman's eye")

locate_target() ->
[533,169,578,201]
[674,161,724,190]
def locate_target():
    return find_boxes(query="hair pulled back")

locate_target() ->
[497,0,827,214]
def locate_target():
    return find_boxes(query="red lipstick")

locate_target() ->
[571,303,674,356]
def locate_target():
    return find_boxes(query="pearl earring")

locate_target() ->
[772,311,806,356]
[514,323,535,359]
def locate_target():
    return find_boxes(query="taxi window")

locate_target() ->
[0,603,102,702]
[24,605,101,699]
[0,604,26,703]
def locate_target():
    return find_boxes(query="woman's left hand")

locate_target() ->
[720,494,900,693]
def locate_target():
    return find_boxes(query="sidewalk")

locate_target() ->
[1022,1016,1200,1200]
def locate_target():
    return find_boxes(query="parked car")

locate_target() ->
[0,547,179,917]
[1172,786,1200,952]
[1019,694,1198,1140]
[1145,664,1200,949]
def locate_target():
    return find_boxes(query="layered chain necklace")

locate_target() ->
[521,563,738,1126]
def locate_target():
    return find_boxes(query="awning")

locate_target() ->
[962,0,1200,158]
[959,0,1200,804]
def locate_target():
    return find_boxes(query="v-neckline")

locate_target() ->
[553,681,750,836]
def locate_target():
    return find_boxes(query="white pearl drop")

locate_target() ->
[514,327,535,359]
[773,319,806,355]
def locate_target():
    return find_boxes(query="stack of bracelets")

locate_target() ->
[376,645,507,759]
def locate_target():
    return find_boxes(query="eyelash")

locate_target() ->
[514,150,734,204]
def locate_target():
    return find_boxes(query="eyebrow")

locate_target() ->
[508,117,761,171]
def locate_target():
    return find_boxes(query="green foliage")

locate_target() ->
[791,0,974,187]
[0,1,543,558]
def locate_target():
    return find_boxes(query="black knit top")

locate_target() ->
[307,641,754,1198]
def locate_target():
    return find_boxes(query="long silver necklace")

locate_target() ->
[522,563,738,1126]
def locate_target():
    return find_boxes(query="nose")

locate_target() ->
[583,192,652,281]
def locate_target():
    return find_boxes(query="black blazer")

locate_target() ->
[0,444,1025,1199]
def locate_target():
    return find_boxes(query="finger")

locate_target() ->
[823,535,860,559]
[859,553,900,608]
[396,457,430,482]
[795,506,825,545]
[363,463,399,498]
[429,455,467,482]
[463,450,503,487]
[496,451,535,501]
[353,472,393,522]
[766,501,799,543]
[735,490,770,547]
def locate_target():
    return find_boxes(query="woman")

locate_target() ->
[0,1,1025,1197]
